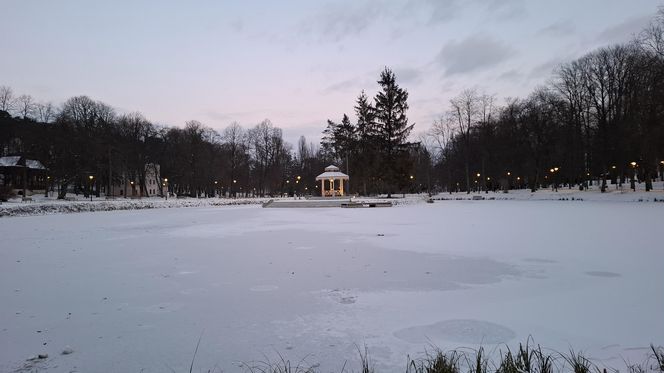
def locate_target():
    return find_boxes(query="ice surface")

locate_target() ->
[0,201,663,372]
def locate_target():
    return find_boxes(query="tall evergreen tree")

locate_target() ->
[373,67,415,196]
[354,90,377,195]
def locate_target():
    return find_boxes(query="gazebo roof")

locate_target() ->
[315,165,349,180]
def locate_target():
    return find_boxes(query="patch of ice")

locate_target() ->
[585,271,621,278]
[250,285,279,292]
[394,319,516,344]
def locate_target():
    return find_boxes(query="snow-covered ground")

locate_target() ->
[434,180,664,203]
[1,201,662,372]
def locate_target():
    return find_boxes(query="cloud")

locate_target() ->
[393,67,424,85]
[412,0,460,25]
[298,1,388,43]
[436,35,515,75]
[537,19,576,37]
[229,18,244,33]
[527,53,576,81]
[322,78,362,95]
[407,0,525,25]
[595,15,651,44]
[485,0,527,21]
[497,69,523,82]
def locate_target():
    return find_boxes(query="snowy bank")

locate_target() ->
[0,197,272,218]
[0,195,428,218]
[433,181,664,203]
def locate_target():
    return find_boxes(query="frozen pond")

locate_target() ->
[1,201,662,372]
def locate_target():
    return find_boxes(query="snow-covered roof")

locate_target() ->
[0,156,21,167]
[0,156,46,170]
[315,171,349,180]
[324,165,340,172]
[25,160,46,170]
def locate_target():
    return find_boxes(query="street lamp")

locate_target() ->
[164,178,168,200]
[45,176,51,198]
[88,175,94,201]
[630,161,637,191]
[549,167,560,191]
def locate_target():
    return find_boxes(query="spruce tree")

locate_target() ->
[373,67,414,196]
[354,91,377,195]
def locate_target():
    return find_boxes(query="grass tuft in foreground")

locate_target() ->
[223,340,664,373]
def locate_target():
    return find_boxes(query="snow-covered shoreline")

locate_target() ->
[0,195,429,217]
[2,184,664,218]
[0,197,272,218]
[433,188,664,203]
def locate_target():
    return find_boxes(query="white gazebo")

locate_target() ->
[315,165,349,197]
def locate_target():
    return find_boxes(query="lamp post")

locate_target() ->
[88,175,94,201]
[163,178,168,200]
[549,167,560,191]
[630,161,637,191]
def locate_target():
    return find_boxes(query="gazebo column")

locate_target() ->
[340,178,344,196]
[331,179,335,196]
[321,179,325,197]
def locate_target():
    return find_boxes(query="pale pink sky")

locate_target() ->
[1,0,661,144]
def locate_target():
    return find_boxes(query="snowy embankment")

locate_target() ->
[433,181,664,203]
[0,197,273,218]
[3,181,664,217]
[0,195,427,217]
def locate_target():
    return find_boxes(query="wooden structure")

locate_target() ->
[315,165,349,197]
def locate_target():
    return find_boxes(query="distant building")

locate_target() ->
[0,156,47,195]
[110,163,165,198]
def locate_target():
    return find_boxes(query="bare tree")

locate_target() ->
[15,94,36,119]
[428,115,455,192]
[0,86,14,113]
[222,122,246,196]
[639,6,664,58]
[449,89,480,193]
[36,102,56,123]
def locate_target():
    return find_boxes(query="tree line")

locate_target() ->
[423,8,664,193]
[0,66,418,199]
[2,7,663,198]
[0,95,326,198]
